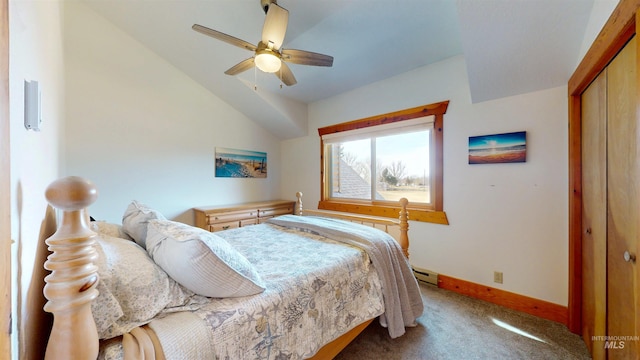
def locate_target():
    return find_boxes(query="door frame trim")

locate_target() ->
[567,0,640,334]
[0,0,10,356]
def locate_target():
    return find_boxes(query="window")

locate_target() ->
[318,101,449,224]
[323,118,434,206]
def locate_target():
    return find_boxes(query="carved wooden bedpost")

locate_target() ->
[398,198,409,258]
[295,191,303,216]
[43,176,99,360]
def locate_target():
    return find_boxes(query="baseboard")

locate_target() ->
[437,274,568,326]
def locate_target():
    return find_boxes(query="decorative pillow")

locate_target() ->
[92,234,193,339]
[90,221,133,241]
[122,200,166,249]
[146,219,266,298]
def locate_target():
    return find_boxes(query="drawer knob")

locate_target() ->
[623,251,636,263]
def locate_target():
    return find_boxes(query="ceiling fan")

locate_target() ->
[192,0,333,86]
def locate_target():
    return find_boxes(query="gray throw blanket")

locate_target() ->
[268,215,424,338]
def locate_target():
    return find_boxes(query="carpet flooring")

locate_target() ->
[335,283,591,360]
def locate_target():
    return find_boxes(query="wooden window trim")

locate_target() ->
[318,101,449,225]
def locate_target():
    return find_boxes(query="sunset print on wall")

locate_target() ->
[468,131,526,164]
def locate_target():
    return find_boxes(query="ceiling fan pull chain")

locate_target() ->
[254,64,258,91]
[279,68,283,89]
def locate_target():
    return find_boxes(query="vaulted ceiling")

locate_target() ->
[81,0,597,139]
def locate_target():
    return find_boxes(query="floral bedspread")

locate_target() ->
[197,223,385,360]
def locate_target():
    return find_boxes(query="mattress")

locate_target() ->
[99,223,385,359]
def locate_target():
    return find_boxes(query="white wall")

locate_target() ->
[577,0,619,64]
[281,55,569,305]
[63,2,282,224]
[9,0,65,357]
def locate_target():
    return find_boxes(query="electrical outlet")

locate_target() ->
[494,271,503,284]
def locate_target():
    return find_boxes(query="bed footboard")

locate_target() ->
[294,192,412,358]
[295,192,410,258]
[42,176,100,360]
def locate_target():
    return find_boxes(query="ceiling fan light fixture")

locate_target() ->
[255,52,281,73]
[192,1,331,86]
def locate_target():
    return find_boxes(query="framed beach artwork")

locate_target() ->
[468,131,527,164]
[215,147,267,178]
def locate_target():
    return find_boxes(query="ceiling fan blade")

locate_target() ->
[281,49,333,67]
[192,24,257,52]
[261,3,288,50]
[224,58,255,75]
[276,62,297,86]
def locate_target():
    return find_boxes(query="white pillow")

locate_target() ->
[146,219,266,298]
[122,200,166,249]
[93,234,193,339]
[90,221,133,241]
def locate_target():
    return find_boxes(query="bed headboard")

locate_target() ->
[41,176,100,359]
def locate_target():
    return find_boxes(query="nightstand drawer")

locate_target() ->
[259,206,294,218]
[209,210,257,223]
[209,221,240,232]
[240,218,259,227]
[258,216,273,224]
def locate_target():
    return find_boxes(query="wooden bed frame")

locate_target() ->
[36,176,411,359]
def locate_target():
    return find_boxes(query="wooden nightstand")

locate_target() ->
[193,200,295,232]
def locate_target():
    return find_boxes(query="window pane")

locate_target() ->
[328,139,371,199]
[375,130,430,204]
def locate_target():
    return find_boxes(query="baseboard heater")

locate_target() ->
[412,266,438,286]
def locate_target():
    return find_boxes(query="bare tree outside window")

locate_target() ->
[328,130,430,204]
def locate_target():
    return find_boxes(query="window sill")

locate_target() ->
[317,201,449,225]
